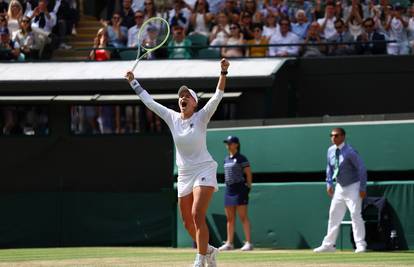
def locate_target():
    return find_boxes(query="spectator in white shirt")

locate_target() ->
[209,11,230,46]
[27,0,56,34]
[190,0,213,37]
[6,0,23,38]
[317,3,336,39]
[262,12,278,40]
[268,18,301,56]
[385,4,409,55]
[127,10,145,47]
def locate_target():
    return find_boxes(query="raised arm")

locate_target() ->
[125,71,174,127]
[199,58,230,123]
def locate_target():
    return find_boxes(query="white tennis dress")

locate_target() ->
[130,80,223,197]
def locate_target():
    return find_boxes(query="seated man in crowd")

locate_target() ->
[327,19,355,55]
[356,17,386,54]
[268,18,301,56]
[120,0,135,29]
[301,21,326,57]
[291,9,310,39]
[0,27,21,60]
[127,10,144,48]
[168,24,192,59]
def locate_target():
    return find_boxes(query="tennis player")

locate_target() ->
[125,58,230,267]
[219,136,253,251]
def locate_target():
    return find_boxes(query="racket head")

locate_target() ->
[137,17,170,52]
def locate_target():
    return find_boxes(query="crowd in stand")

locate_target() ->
[90,0,414,59]
[0,0,79,60]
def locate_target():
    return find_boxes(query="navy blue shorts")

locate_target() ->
[224,182,250,207]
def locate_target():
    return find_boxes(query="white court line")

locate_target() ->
[208,119,414,132]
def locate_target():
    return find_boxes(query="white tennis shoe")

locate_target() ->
[313,245,336,253]
[206,245,218,267]
[193,254,206,267]
[218,242,234,251]
[355,246,367,253]
[241,241,254,251]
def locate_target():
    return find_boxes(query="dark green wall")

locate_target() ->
[176,182,414,250]
[204,121,414,174]
[0,192,175,248]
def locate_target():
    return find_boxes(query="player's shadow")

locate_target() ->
[208,214,243,248]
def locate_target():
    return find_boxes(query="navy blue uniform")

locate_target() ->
[224,153,250,206]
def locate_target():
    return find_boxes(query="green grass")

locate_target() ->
[0,247,412,266]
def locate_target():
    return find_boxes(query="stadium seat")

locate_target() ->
[119,50,138,60]
[196,48,221,59]
[188,34,208,57]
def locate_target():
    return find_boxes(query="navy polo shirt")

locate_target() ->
[224,153,250,185]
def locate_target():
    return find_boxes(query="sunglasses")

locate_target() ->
[113,16,120,19]
[144,2,152,5]
[335,25,343,29]
[280,23,289,26]
[364,24,374,27]
[22,20,30,23]
[135,15,144,18]
[230,26,238,30]
[330,134,342,137]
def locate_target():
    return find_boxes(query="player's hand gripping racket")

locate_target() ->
[131,17,170,72]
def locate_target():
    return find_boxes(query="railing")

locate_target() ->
[0,40,400,62]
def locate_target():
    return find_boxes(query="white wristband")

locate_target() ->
[129,79,140,89]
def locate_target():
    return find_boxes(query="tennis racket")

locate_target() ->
[131,17,170,72]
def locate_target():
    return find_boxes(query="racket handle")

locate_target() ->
[131,59,139,72]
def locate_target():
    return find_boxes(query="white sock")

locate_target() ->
[195,253,206,262]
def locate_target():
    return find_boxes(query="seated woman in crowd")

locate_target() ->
[210,12,230,46]
[6,0,23,38]
[246,23,268,57]
[189,0,213,37]
[346,2,364,40]
[106,12,128,49]
[14,16,37,59]
[143,0,162,20]
[89,28,111,61]
[222,23,245,57]
[262,12,278,39]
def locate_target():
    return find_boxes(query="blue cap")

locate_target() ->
[223,136,240,144]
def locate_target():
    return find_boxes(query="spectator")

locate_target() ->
[268,18,300,56]
[127,10,144,47]
[169,0,192,31]
[344,0,369,21]
[143,0,160,19]
[7,0,23,38]
[239,11,254,40]
[89,28,111,61]
[0,0,8,16]
[209,11,230,46]
[291,9,310,39]
[190,0,213,36]
[246,23,268,57]
[408,5,414,53]
[2,107,23,135]
[52,0,77,50]
[288,0,313,23]
[0,14,7,31]
[302,21,326,57]
[142,24,163,59]
[328,19,355,55]
[222,0,240,24]
[262,12,278,39]
[0,27,21,60]
[106,12,128,48]
[27,0,57,35]
[356,17,386,54]
[222,22,244,57]
[120,0,135,28]
[317,2,337,39]
[334,0,343,20]
[168,24,192,58]
[262,0,288,19]
[242,0,262,23]
[14,16,37,59]
[385,4,409,55]
[346,0,364,40]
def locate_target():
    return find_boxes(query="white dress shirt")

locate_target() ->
[317,17,337,39]
[268,31,300,56]
[128,25,141,47]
